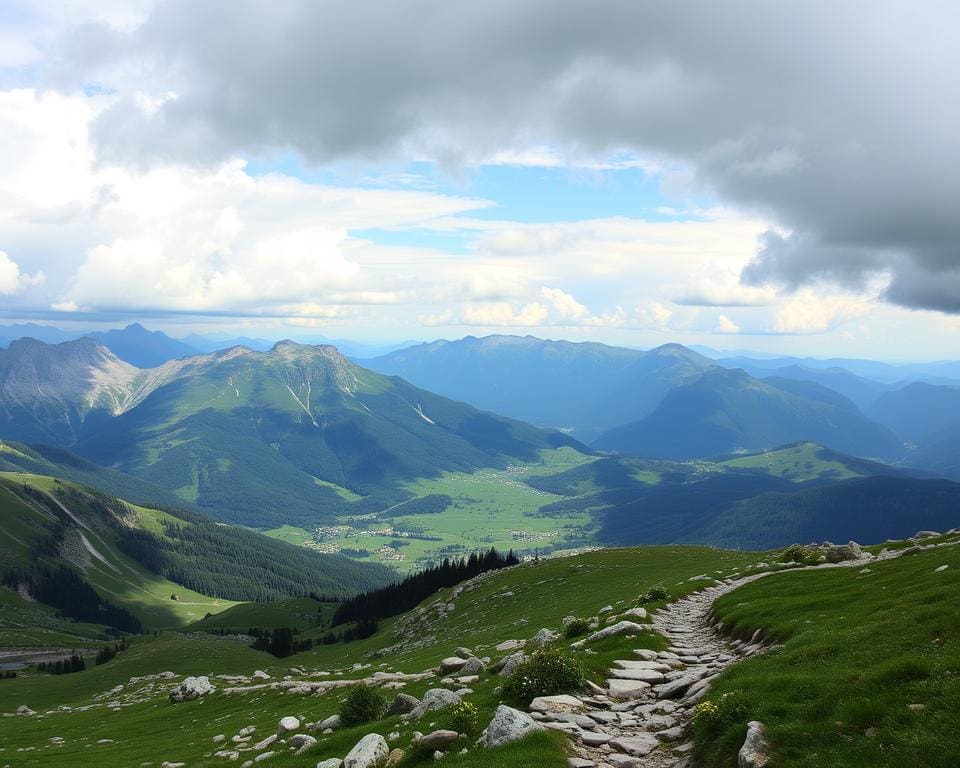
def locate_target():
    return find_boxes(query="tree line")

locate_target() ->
[333,547,519,626]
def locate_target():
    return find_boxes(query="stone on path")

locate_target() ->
[609,734,659,757]
[607,678,650,699]
[529,694,586,713]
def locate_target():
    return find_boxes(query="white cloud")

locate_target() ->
[773,289,870,334]
[0,250,44,295]
[715,314,741,334]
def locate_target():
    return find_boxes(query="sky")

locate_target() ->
[0,1,958,360]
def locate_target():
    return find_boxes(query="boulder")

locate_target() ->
[344,733,389,768]
[16,705,35,716]
[825,541,866,563]
[169,676,216,703]
[411,688,461,719]
[439,657,468,673]
[497,652,526,678]
[315,714,341,731]
[914,530,940,539]
[571,621,645,648]
[459,657,485,676]
[419,730,460,751]
[620,607,647,621]
[738,721,770,767]
[252,670,270,679]
[529,628,560,649]
[387,693,420,716]
[386,748,405,767]
[289,733,316,753]
[478,705,545,748]
[494,639,525,652]
[455,647,474,659]
[278,716,300,733]
[317,760,344,768]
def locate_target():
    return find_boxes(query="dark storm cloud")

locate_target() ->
[66,0,960,312]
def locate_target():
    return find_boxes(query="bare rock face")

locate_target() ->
[168,676,216,703]
[738,720,770,767]
[478,705,545,748]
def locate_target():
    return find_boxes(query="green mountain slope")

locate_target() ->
[595,367,903,460]
[0,338,582,528]
[0,473,393,630]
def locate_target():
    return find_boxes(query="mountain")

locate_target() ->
[90,323,199,367]
[0,338,582,528]
[757,365,888,411]
[180,333,276,352]
[594,367,903,460]
[870,381,960,444]
[0,322,79,347]
[365,335,714,440]
[719,353,960,385]
[0,474,393,631]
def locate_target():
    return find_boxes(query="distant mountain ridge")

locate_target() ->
[365,335,714,440]
[0,337,582,527]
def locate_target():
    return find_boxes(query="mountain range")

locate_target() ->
[0,337,579,527]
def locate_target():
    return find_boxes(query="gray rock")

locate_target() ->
[825,541,866,562]
[738,720,770,767]
[278,716,300,733]
[439,657,467,673]
[315,714,341,731]
[387,693,420,716]
[571,621,645,648]
[344,733,389,768]
[529,628,560,649]
[529,694,585,713]
[411,688,461,719]
[289,734,317,753]
[501,652,528,678]
[459,657,485,676]
[419,730,460,750]
[455,647,473,659]
[169,676,216,703]
[495,639,525,652]
[914,530,940,539]
[478,705,545,748]
[317,760,344,768]
[16,705,35,716]
[609,734,659,757]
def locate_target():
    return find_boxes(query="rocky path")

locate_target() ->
[534,572,773,768]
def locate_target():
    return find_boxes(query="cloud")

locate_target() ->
[0,250,44,294]
[772,289,870,334]
[431,287,624,328]
[44,0,958,314]
[714,314,741,334]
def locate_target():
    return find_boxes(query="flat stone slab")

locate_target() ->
[529,694,586,713]
[581,731,612,746]
[609,734,660,757]
[614,660,671,672]
[607,679,651,699]
[609,668,665,683]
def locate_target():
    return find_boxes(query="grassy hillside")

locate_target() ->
[705,538,960,766]
[0,544,760,768]
[0,472,393,632]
